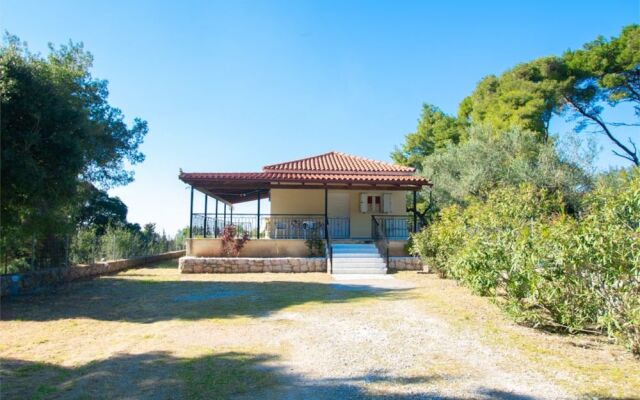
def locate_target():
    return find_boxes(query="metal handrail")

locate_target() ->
[371,216,390,269]
[370,214,420,239]
[325,227,333,274]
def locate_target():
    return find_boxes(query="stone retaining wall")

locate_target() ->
[1,250,185,297]
[180,256,326,273]
[389,256,425,271]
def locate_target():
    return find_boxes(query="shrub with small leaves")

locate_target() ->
[412,169,640,356]
[220,225,250,257]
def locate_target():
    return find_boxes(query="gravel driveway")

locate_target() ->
[1,261,638,399]
[235,276,567,400]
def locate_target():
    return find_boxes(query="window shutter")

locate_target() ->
[360,193,368,213]
[383,193,392,213]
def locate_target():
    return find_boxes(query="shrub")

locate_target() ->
[412,169,640,355]
[220,225,250,257]
[70,227,99,264]
[305,231,325,257]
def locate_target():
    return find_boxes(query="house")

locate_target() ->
[178,152,431,274]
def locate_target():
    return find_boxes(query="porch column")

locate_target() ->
[324,188,328,239]
[256,191,261,239]
[214,199,219,238]
[413,190,418,233]
[223,203,227,227]
[189,186,194,238]
[203,195,208,238]
[230,205,233,225]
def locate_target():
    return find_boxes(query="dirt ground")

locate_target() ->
[1,260,638,399]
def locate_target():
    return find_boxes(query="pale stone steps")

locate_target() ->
[331,267,387,274]
[330,243,387,275]
[332,257,385,263]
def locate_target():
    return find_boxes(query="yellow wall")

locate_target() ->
[187,238,310,257]
[270,189,325,214]
[270,188,409,238]
[186,238,411,257]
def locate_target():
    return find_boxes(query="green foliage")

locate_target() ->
[456,25,640,165]
[69,227,99,264]
[458,58,563,139]
[421,126,592,213]
[305,231,325,257]
[556,24,640,165]
[0,34,148,267]
[76,183,129,235]
[174,227,189,250]
[412,170,640,355]
[391,104,464,170]
[70,225,182,264]
[564,24,640,113]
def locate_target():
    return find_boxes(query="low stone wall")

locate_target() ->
[389,256,425,271]
[180,256,326,273]
[1,250,185,297]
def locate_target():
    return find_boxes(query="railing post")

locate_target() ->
[189,186,194,239]
[413,190,418,233]
[203,195,208,238]
[324,188,329,239]
[214,199,219,238]
[256,191,261,239]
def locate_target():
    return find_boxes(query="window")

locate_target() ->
[360,193,386,213]
[366,195,381,213]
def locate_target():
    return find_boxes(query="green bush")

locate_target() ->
[69,224,183,263]
[70,227,99,264]
[412,169,640,355]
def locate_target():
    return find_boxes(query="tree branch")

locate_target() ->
[564,95,639,166]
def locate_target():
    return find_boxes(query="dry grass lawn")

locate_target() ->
[1,260,638,399]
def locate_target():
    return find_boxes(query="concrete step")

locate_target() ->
[333,251,380,258]
[332,261,386,268]
[331,267,387,274]
[332,245,377,250]
[332,257,384,263]
[330,243,386,275]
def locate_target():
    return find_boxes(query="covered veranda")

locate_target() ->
[179,173,429,242]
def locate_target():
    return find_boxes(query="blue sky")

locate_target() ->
[3,1,638,234]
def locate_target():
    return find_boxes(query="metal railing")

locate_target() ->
[191,214,349,240]
[370,215,421,240]
[325,226,333,274]
[371,216,390,269]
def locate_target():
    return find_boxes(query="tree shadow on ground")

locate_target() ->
[0,351,583,400]
[1,276,409,323]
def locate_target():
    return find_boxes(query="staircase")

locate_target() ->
[330,242,387,274]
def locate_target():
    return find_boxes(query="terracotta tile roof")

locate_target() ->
[263,151,415,173]
[179,152,431,193]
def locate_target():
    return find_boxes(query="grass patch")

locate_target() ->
[180,351,277,399]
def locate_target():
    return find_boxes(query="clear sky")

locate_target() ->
[3,1,638,234]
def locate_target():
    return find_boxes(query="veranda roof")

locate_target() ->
[179,152,431,204]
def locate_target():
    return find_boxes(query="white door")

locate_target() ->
[328,192,350,238]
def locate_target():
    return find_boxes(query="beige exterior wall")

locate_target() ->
[270,188,409,239]
[187,238,310,257]
[270,189,325,214]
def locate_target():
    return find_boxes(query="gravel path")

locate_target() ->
[236,276,568,399]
